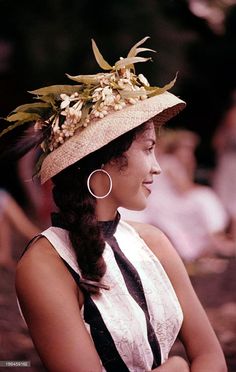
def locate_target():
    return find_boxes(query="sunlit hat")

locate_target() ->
[1,37,186,183]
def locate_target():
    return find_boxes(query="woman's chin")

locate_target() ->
[128,199,148,212]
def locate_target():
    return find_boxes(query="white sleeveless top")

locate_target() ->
[40,219,183,371]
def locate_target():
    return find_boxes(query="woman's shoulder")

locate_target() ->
[123,220,177,267]
[124,220,166,243]
[16,234,85,327]
[124,220,192,290]
[16,233,81,306]
[16,234,65,282]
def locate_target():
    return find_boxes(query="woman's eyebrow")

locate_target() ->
[145,138,156,145]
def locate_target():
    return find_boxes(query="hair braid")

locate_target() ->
[52,168,106,294]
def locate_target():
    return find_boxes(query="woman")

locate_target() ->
[212,99,236,241]
[1,38,226,371]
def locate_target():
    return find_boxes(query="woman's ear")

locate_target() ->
[108,158,118,166]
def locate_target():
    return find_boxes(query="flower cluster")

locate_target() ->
[42,67,152,151]
[1,37,176,158]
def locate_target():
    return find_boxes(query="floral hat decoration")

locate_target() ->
[0,37,186,183]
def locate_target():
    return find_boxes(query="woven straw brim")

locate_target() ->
[41,91,186,183]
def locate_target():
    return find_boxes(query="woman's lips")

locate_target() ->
[142,182,153,193]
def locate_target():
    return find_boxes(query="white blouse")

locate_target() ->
[41,219,183,371]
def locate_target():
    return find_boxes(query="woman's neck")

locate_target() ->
[95,200,118,222]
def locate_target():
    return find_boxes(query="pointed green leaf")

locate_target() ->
[0,119,33,138]
[119,89,147,98]
[115,56,151,70]
[66,72,113,85]
[13,102,50,113]
[127,36,150,57]
[6,112,40,122]
[29,85,83,96]
[135,47,156,56]
[35,95,57,108]
[146,74,178,97]
[91,39,113,70]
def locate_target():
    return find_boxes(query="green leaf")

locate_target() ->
[13,102,50,113]
[0,119,33,138]
[91,39,113,70]
[35,95,57,108]
[6,112,40,122]
[66,72,113,85]
[80,102,93,123]
[29,85,83,96]
[135,47,156,55]
[115,56,151,70]
[127,36,150,57]
[119,89,147,98]
[146,74,178,97]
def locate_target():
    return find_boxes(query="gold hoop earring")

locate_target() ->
[87,169,112,199]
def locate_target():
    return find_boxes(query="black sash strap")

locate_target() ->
[107,236,161,369]
[20,234,44,257]
[63,260,129,372]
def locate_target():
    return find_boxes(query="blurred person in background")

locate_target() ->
[0,189,39,270]
[18,149,54,229]
[212,93,236,242]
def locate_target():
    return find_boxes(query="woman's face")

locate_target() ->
[105,122,161,211]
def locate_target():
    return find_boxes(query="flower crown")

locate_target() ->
[0,37,176,163]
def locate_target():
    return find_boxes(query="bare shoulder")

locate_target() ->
[17,235,68,282]
[126,220,165,243]
[16,235,81,312]
[18,235,60,267]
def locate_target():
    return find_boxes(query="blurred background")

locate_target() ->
[0,0,236,371]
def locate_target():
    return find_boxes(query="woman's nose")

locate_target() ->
[152,156,162,175]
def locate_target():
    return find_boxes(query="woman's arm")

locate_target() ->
[16,238,102,372]
[150,355,190,371]
[130,222,227,372]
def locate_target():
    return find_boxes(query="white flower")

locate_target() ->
[103,89,116,106]
[128,98,139,105]
[72,100,83,111]
[91,102,109,119]
[52,116,60,133]
[138,74,150,86]
[61,105,82,125]
[60,93,81,109]
[92,87,103,102]
[140,94,147,100]
[60,94,71,109]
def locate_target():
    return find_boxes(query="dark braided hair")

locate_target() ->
[52,122,151,294]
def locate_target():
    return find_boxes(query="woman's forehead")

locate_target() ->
[137,123,156,141]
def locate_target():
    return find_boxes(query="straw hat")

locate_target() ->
[41,92,185,183]
[1,37,186,183]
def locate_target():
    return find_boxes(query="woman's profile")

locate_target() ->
[0,37,227,371]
